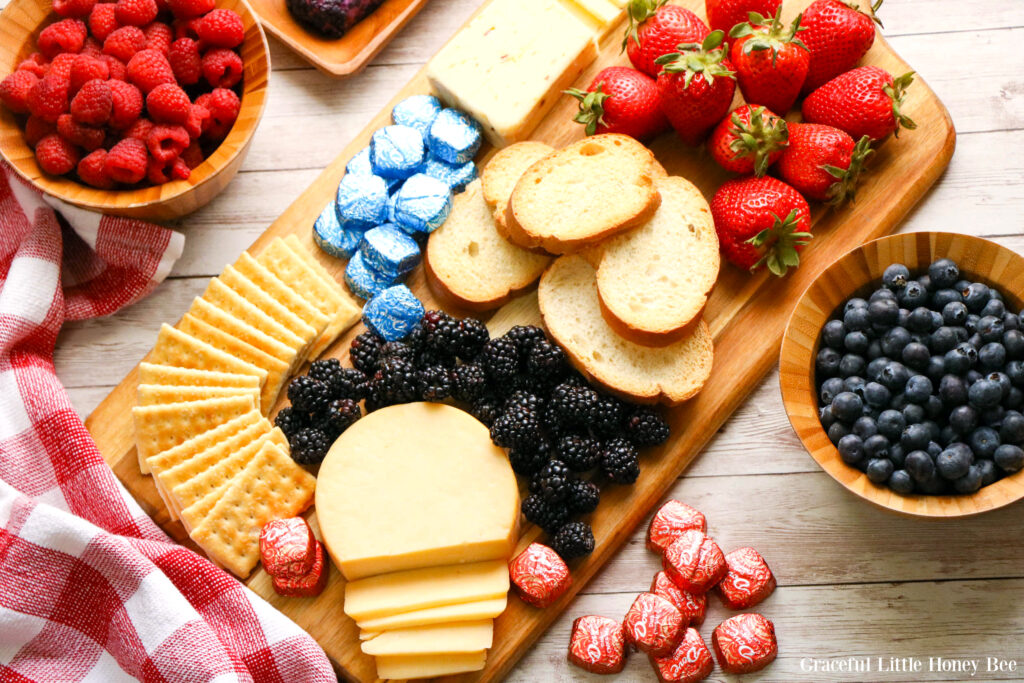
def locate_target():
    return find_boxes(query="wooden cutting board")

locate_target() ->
[85,1,955,680]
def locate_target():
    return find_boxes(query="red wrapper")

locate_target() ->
[716,547,776,610]
[712,613,777,674]
[651,571,707,627]
[650,628,714,683]
[272,541,328,598]
[623,592,684,657]
[260,517,316,578]
[663,529,726,594]
[647,501,707,555]
[568,615,627,674]
[509,543,571,608]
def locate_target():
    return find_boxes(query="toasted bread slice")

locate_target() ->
[503,134,661,254]
[538,255,713,404]
[425,179,551,311]
[481,141,554,238]
[588,176,719,346]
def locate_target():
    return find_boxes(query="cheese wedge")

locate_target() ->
[374,651,487,679]
[357,596,508,632]
[361,620,494,656]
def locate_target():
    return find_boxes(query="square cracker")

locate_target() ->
[218,266,317,355]
[138,363,261,390]
[137,384,261,406]
[149,324,268,383]
[232,251,329,341]
[188,297,297,367]
[190,440,316,578]
[202,278,307,352]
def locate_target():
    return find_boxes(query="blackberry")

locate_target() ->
[349,331,384,375]
[421,310,462,351]
[368,358,418,407]
[526,338,568,380]
[505,390,544,415]
[550,521,595,560]
[414,346,457,369]
[417,365,453,402]
[504,325,545,355]
[452,363,487,402]
[471,394,504,427]
[289,427,330,465]
[273,406,308,439]
[624,406,670,446]
[556,435,601,472]
[320,398,361,439]
[530,459,575,502]
[549,382,600,428]
[287,375,331,415]
[589,394,626,437]
[309,359,367,401]
[490,404,542,451]
[508,440,552,476]
[379,341,415,363]
[480,338,520,385]
[600,438,639,484]
[567,479,600,514]
[521,494,571,534]
[456,318,490,360]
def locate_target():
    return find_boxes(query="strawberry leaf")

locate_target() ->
[621,0,669,52]
[566,85,610,136]
[883,71,917,137]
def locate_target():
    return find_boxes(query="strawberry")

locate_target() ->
[622,0,709,78]
[802,66,915,141]
[708,104,788,176]
[728,9,809,114]
[776,122,873,204]
[655,31,737,147]
[710,175,812,276]
[801,0,881,93]
[705,0,780,33]
[566,66,668,141]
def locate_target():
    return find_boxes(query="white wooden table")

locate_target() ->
[50,1,1024,680]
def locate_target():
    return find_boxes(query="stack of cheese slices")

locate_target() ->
[132,235,361,578]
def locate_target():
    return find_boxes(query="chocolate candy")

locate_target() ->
[313,200,363,259]
[336,173,389,230]
[428,108,482,165]
[362,284,424,342]
[716,547,776,610]
[260,517,316,578]
[344,250,397,300]
[424,155,477,193]
[663,529,726,594]
[371,125,426,180]
[392,94,442,136]
[650,628,714,683]
[647,500,707,555]
[361,224,420,275]
[622,592,684,657]
[712,613,777,674]
[509,542,571,608]
[346,146,373,176]
[568,615,627,674]
[650,571,706,628]
[391,173,452,234]
[272,540,329,598]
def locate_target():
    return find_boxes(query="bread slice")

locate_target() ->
[538,255,713,404]
[503,134,661,254]
[588,176,719,346]
[481,141,554,238]
[425,179,551,311]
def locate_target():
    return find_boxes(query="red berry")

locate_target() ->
[105,136,148,183]
[144,22,174,53]
[103,26,147,62]
[147,123,189,162]
[25,116,57,147]
[708,104,788,176]
[195,87,238,139]
[172,17,203,41]
[57,113,106,150]
[88,3,119,42]
[77,148,114,188]
[108,78,143,128]
[28,76,70,122]
[123,116,155,141]
[201,48,242,88]
[69,54,109,94]
[146,155,190,183]
[38,19,88,59]
[35,133,80,175]
[69,78,112,125]
[167,0,214,20]
[146,82,190,123]
[197,9,244,48]
[126,48,175,93]
[53,0,96,19]
[625,4,710,79]
[0,71,40,114]
[167,37,201,84]
[115,0,158,27]
[180,140,203,168]
[184,102,208,138]
[48,53,78,82]
[101,54,128,80]
[81,36,104,57]
[17,54,50,78]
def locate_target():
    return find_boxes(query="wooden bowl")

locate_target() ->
[780,231,1024,517]
[0,0,269,221]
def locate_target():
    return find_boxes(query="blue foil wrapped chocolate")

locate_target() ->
[392,95,442,136]
[424,155,477,192]
[313,200,362,258]
[336,173,389,230]
[428,108,482,165]
[362,284,425,342]
[370,125,426,180]
[361,224,421,275]
[344,250,398,300]
[346,147,373,176]
[391,173,452,234]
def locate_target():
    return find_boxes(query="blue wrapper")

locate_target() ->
[424,156,477,192]
[392,95,442,136]
[427,108,482,165]
[346,147,373,176]
[361,224,421,275]
[336,173,389,230]
[313,200,363,258]
[362,284,425,342]
[344,249,398,300]
[391,173,452,234]
[371,125,426,180]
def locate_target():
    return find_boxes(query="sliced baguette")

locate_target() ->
[538,254,713,404]
[481,141,554,238]
[426,179,552,311]
[503,134,662,254]
[589,176,719,346]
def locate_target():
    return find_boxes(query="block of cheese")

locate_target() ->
[566,0,625,30]
[343,560,510,621]
[358,596,508,632]
[361,620,494,656]
[316,402,519,580]
[426,0,599,147]
[374,651,487,679]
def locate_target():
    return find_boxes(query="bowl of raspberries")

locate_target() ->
[781,231,1024,518]
[0,0,269,220]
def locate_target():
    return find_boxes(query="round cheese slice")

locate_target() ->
[316,402,520,581]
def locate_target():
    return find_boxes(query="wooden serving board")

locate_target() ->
[86,1,955,680]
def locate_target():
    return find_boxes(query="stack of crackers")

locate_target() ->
[132,236,361,578]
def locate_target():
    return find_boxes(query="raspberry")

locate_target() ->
[124,116,154,141]
[48,53,78,82]
[146,123,189,161]
[201,48,242,88]
[77,148,113,188]
[146,83,190,123]
[115,0,158,26]
[82,36,103,56]
[69,78,112,125]
[28,76,69,123]
[69,54,109,94]
[167,0,214,20]
[24,116,56,147]
[144,22,173,53]
[53,0,96,18]
[172,17,203,40]
[0,71,39,114]
[35,134,80,175]
[146,155,189,183]
[108,79,142,128]
[197,9,244,48]
[88,3,119,42]
[167,37,201,85]
[57,113,105,150]
[105,137,147,183]
[196,87,238,139]
[17,54,49,78]
[184,103,208,138]
[180,141,203,168]
[38,19,88,59]
[126,48,175,93]
[100,54,127,80]
[103,26,147,62]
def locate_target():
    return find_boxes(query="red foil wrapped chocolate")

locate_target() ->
[663,529,727,594]
[650,627,714,683]
[509,543,571,608]
[272,541,328,598]
[651,571,707,627]
[712,613,778,674]
[716,547,776,610]
[259,517,316,578]
[647,501,707,555]
[568,615,627,674]
[623,592,684,656]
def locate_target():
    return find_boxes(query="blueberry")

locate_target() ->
[968,426,1001,459]
[978,315,1005,343]
[831,392,864,423]
[932,288,962,310]
[930,326,959,355]
[868,298,900,326]
[978,342,1007,370]
[828,421,850,445]
[844,376,867,397]
[820,376,846,405]
[923,420,942,442]
[867,357,890,382]
[893,310,911,334]
[819,405,836,429]
[816,347,842,377]
[844,306,871,332]
[866,457,894,484]
[906,306,933,333]
[901,423,931,451]
[953,465,984,494]
[942,301,968,326]
[1005,313,1021,332]
[898,282,929,309]
[822,319,847,349]
[954,325,971,343]
[904,449,935,482]
[901,342,931,372]
[853,416,879,440]
[977,459,999,487]
[1004,330,1024,359]
[845,297,869,313]
[837,434,866,466]
[1007,360,1024,387]
[1001,411,1024,445]
[954,280,972,292]
[864,434,891,459]
[917,471,951,495]
[888,443,906,467]
[994,444,1024,473]
[936,443,972,480]
[869,289,896,303]
[983,405,1006,428]
[965,314,981,334]
[880,327,911,357]
[877,410,906,441]
[949,405,979,435]
[918,274,933,292]
[987,372,1012,400]
[902,404,926,426]
[968,333,984,350]
[962,282,991,312]
[931,310,944,330]
[929,258,960,289]
[926,395,944,419]
[944,344,977,375]
[981,298,1006,319]
[966,369,983,387]
[926,355,947,383]
[891,393,909,410]
[940,424,958,446]
[968,379,1003,409]
[839,354,867,378]
[1006,388,1024,411]
[904,375,933,404]
[879,362,910,392]
[863,382,891,408]
[888,469,915,494]
[844,331,871,355]
[883,264,911,290]
[939,374,968,407]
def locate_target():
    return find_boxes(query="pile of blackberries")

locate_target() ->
[816,258,1024,495]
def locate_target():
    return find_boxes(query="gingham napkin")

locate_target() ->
[0,162,335,683]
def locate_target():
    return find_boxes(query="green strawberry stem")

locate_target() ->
[729,7,808,66]
[745,209,812,277]
[622,0,668,52]
[655,31,735,85]
[565,85,609,136]
[844,0,884,27]
[729,106,789,177]
[884,71,917,137]
[823,135,874,206]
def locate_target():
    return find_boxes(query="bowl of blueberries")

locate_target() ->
[780,231,1024,517]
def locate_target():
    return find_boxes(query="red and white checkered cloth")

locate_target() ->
[0,163,335,683]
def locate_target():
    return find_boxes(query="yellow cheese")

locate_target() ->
[375,651,487,679]
[343,560,510,622]
[316,403,519,581]
[566,0,624,28]
[361,620,494,656]
[358,596,508,632]
[426,0,599,147]
[360,631,380,641]
[607,0,628,7]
